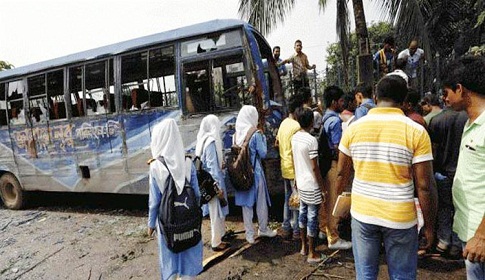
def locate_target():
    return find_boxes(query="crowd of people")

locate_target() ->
[146,43,485,279]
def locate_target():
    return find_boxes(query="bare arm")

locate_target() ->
[463,216,485,262]
[413,160,438,250]
[336,152,353,195]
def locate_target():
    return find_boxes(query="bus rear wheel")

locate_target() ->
[0,173,25,210]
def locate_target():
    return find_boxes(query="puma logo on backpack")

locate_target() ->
[226,127,258,191]
[156,156,202,253]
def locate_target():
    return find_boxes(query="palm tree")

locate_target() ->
[0,60,14,71]
[238,0,372,87]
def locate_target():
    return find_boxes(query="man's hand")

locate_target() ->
[463,235,485,262]
[311,64,316,70]
[420,225,434,251]
[147,227,155,237]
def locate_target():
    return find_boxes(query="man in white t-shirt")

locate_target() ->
[398,40,425,88]
[292,107,325,263]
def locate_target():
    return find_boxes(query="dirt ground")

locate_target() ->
[0,192,466,280]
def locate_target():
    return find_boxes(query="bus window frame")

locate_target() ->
[67,58,115,119]
[6,79,27,126]
[119,44,177,112]
[0,82,7,127]
[180,45,250,115]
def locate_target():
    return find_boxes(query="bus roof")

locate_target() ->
[0,19,251,81]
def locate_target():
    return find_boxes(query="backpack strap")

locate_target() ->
[243,127,258,147]
[362,103,374,110]
[158,156,191,185]
[321,114,336,135]
[320,114,338,156]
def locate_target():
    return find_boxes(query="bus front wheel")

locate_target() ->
[0,173,25,210]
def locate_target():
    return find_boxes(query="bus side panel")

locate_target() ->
[10,124,54,190]
[0,128,18,176]
[69,115,127,193]
[119,109,181,194]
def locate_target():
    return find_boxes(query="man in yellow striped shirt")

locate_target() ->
[336,75,437,279]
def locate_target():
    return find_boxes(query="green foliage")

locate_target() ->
[0,60,14,71]
[325,21,394,90]
[476,11,485,28]
[467,44,485,56]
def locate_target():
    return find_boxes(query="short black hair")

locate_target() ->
[294,39,302,45]
[354,82,373,98]
[298,87,312,104]
[294,107,314,129]
[323,85,344,108]
[395,58,407,70]
[421,94,441,106]
[343,92,356,111]
[376,75,408,104]
[384,36,395,46]
[404,88,421,106]
[273,46,280,52]
[441,55,485,96]
[288,94,303,114]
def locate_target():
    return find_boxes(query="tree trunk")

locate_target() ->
[352,0,373,86]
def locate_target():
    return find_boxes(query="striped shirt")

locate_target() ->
[339,107,433,229]
[292,131,322,205]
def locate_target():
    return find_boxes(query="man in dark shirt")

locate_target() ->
[428,107,468,258]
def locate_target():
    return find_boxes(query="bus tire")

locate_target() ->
[0,173,25,210]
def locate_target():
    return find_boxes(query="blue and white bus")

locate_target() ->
[0,19,284,209]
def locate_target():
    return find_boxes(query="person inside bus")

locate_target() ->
[195,114,230,251]
[10,105,26,125]
[234,105,277,243]
[147,118,203,280]
[186,71,210,112]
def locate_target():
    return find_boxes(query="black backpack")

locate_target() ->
[192,154,218,205]
[318,115,337,178]
[226,127,258,191]
[157,156,202,253]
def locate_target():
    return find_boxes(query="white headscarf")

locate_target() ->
[195,114,223,168]
[150,118,186,195]
[234,105,258,146]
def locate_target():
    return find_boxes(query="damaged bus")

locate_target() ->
[0,19,283,209]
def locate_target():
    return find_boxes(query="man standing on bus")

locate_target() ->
[279,40,316,93]
[273,46,287,77]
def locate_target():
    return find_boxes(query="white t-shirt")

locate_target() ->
[291,130,322,205]
[313,111,322,130]
[398,48,424,78]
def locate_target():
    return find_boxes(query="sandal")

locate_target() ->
[211,242,230,252]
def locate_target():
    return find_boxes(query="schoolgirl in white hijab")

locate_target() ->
[195,114,223,169]
[196,114,229,251]
[147,118,202,280]
[233,105,277,243]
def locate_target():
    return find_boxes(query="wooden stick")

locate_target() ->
[228,238,260,259]
[13,247,64,280]
[298,250,340,280]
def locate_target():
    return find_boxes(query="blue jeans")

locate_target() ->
[436,174,461,248]
[299,202,319,237]
[463,242,485,280]
[352,218,418,280]
[283,179,299,234]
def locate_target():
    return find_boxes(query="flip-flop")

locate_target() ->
[211,242,230,252]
